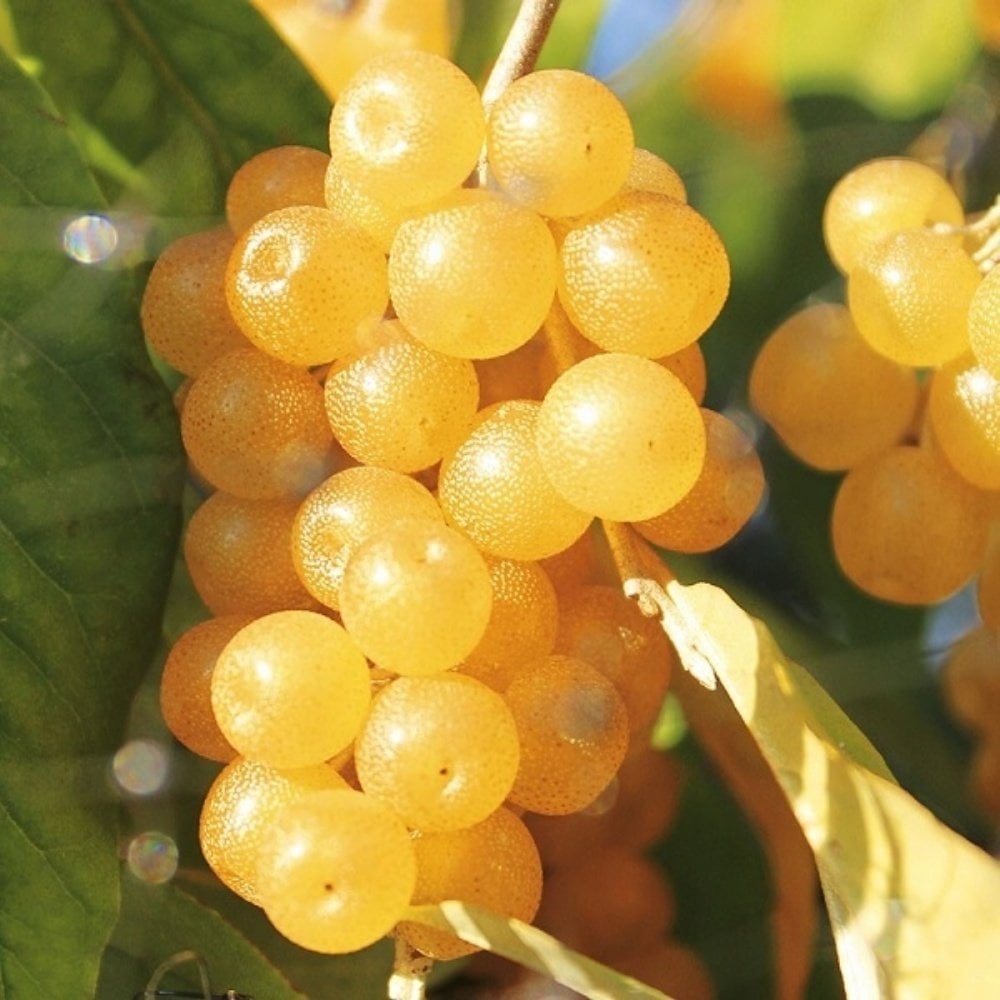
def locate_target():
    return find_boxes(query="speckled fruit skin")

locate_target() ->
[536,352,706,522]
[226,205,388,366]
[439,399,593,560]
[558,191,729,358]
[355,673,520,832]
[211,611,371,768]
[486,68,634,219]
[831,446,989,605]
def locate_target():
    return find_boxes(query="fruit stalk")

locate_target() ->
[603,520,719,691]
[481,0,563,111]
[478,0,563,182]
[387,937,433,1000]
[933,193,1000,272]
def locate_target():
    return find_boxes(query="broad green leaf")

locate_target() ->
[5,0,330,221]
[655,577,1000,999]
[96,879,305,1000]
[777,0,978,118]
[406,901,670,999]
[178,879,396,1000]
[0,49,183,1000]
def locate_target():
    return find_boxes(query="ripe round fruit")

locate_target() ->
[183,492,316,616]
[389,193,557,359]
[292,466,442,611]
[327,50,484,208]
[226,205,388,366]
[460,557,559,691]
[180,348,333,500]
[160,615,252,763]
[929,354,1000,490]
[225,145,329,235]
[199,757,348,905]
[256,789,417,953]
[555,584,675,737]
[504,654,629,815]
[355,673,520,832]
[831,446,989,605]
[558,191,729,357]
[822,157,965,275]
[847,228,978,367]
[338,519,493,675]
[625,147,687,201]
[324,324,479,471]
[398,808,542,959]
[634,408,765,552]
[536,353,706,521]
[485,68,634,218]
[211,611,371,768]
[140,228,249,377]
[749,302,919,471]
[969,265,1000,380]
[438,400,593,560]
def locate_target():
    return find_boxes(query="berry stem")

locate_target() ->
[603,520,719,691]
[932,193,1000,272]
[477,0,563,182]
[481,0,563,111]
[387,938,433,1000]
[542,312,579,375]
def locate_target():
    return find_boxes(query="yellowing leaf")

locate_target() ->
[656,578,1000,999]
[405,901,671,1000]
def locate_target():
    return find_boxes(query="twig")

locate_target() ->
[602,520,718,690]
[387,937,433,1000]
[481,0,563,111]
[931,193,1000,273]
[477,0,563,183]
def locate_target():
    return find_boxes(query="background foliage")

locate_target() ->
[0,1,998,997]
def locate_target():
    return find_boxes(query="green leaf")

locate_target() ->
[178,879,396,1000]
[660,579,1000,998]
[96,879,305,1000]
[0,49,183,1000]
[406,901,671,999]
[5,0,330,220]
[777,0,979,117]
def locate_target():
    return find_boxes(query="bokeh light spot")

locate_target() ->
[126,831,179,884]
[112,738,170,796]
[62,214,118,264]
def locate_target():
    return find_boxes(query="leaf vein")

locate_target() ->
[0,315,145,514]
[0,515,97,723]
[110,0,236,178]
[0,796,90,917]
[0,159,46,207]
